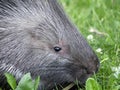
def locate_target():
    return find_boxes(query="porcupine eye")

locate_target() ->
[54,46,62,52]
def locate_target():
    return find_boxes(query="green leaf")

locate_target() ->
[34,76,40,90]
[5,73,17,90]
[112,85,120,90]
[86,78,101,90]
[15,73,34,90]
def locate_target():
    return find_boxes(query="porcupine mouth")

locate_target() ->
[49,74,90,90]
[52,82,85,90]
[54,71,93,90]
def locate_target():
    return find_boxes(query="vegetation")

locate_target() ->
[4,73,40,90]
[60,0,120,90]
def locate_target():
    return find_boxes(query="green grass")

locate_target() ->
[60,0,120,90]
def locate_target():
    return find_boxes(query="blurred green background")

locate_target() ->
[60,0,120,90]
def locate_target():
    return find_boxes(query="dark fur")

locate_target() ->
[0,0,99,89]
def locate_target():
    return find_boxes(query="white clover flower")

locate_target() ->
[89,27,97,33]
[111,66,120,78]
[87,34,94,41]
[96,48,103,54]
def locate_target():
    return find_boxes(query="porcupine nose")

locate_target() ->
[87,56,100,75]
